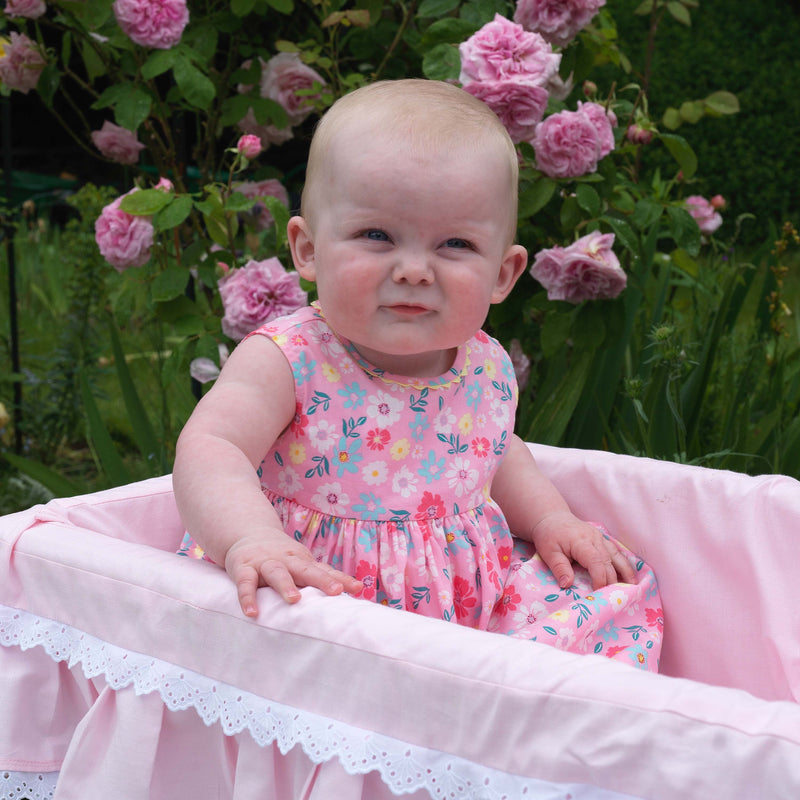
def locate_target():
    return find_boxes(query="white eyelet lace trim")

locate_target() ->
[0,772,57,800]
[0,604,634,800]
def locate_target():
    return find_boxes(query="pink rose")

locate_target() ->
[236,53,325,149]
[576,100,616,158]
[626,123,652,145]
[234,179,289,231]
[261,52,325,126]
[112,0,189,49]
[4,0,46,18]
[0,32,46,94]
[464,79,549,143]
[236,134,262,160]
[90,121,146,165]
[685,195,723,236]
[509,339,531,390]
[710,194,726,210]
[459,14,560,87]
[530,231,626,303]
[155,176,173,191]
[533,107,604,178]
[94,189,155,272]
[219,258,307,341]
[514,0,606,48]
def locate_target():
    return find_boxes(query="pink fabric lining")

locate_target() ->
[1,447,799,799]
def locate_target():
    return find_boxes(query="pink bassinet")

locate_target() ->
[1,444,798,800]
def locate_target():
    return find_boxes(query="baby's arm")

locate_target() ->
[491,435,636,589]
[172,335,362,616]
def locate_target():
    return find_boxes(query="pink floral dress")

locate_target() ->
[179,304,663,671]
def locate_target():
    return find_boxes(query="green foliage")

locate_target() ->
[1,0,799,510]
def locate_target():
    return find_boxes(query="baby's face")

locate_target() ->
[293,127,526,378]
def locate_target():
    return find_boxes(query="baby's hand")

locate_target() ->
[224,533,363,617]
[531,511,636,590]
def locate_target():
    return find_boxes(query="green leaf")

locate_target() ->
[666,206,701,256]
[80,40,107,81]
[36,63,61,109]
[418,0,460,16]
[154,194,194,230]
[704,90,740,116]
[422,43,461,82]
[679,100,704,124]
[662,107,682,131]
[265,0,294,13]
[634,0,655,13]
[420,17,478,48]
[671,247,699,277]
[173,56,216,110]
[576,183,601,218]
[119,189,172,216]
[231,0,256,14]
[80,372,131,487]
[518,177,556,218]
[603,216,639,257]
[262,196,290,248]
[659,133,697,179]
[152,266,191,302]
[541,311,574,359]
[249,96,289,129]
[107,319,164,470]
[666,1,691,25]
[223,191,257,213]
[141,49,177,80]
[632,198,663,230]
[114,88,152,131]
[0,452,87,498]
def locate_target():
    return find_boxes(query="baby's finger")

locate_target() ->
[235,564,262,617]
[540,548,575,589]
[258,559,303,604]
[605,539,637,584]
[292,559,362,597]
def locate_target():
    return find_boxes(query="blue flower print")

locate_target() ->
[409,411,430,442]
[417,450,445,484]
[335,436,363,476]
[292,352,316,385]
[356,524,379,551]
[597,619,621,643]
[338,381,367,409]
[465,380,483,411]
[353,493,387,521]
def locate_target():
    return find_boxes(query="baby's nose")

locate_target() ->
[393,252,434,284]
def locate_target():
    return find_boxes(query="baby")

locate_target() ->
[173,79,661,668]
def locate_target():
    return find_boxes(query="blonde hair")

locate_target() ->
[301,79,520,239]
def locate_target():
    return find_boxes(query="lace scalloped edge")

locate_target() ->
[0,604,630,800]
[0,771,57,800]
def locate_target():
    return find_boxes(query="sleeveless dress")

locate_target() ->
[179,304,663,671]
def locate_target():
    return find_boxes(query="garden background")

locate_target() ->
[1,0,799,515]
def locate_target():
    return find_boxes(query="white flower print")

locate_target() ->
[308,320,345,358]
[432,406,457,435]
[366,389,404,427]
[277,466,302,496]
[311,482,350,515]
[362,460,389,486]
[307,418,339,453]
[446,456,479,497]
[488,396,511,428]
[391,464,418,498]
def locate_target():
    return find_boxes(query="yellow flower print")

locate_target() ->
[271,333,288,347]
[322,362,340,382]
[391,438,410,460]
[550,609,571,623]
[458,412,473,436]
[289,443,306,464]
[484,359,496,379]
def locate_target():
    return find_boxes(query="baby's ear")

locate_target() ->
[491,244,528,304]
[287,216,316,281]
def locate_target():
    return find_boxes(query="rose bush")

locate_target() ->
[3,0,45,19]
[685,195,723,236]
[8,0,780,489]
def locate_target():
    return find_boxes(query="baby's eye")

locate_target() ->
[444,238,472,250]
[363,229,390,242]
